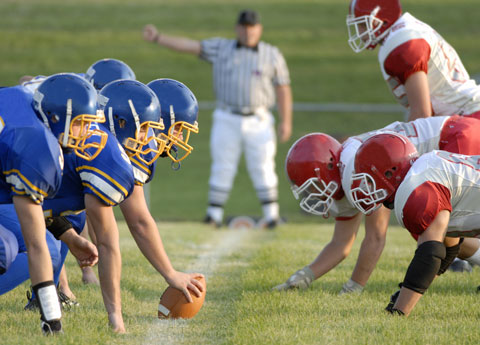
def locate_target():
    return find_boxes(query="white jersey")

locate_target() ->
[330,137,361,219]
[395,151,480,237]
[338,116,449,216]
[378,13,480,116]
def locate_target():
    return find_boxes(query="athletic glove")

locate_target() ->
[272,266,315,291]
[339,278,364,295]
[385,283,402,313]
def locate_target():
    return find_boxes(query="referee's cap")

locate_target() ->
[237,10,260,25]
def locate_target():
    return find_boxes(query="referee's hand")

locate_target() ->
[143,24,159,43]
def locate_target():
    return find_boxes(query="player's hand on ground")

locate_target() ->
[385,285,401,313]
[143,24,159,42]
[339,278,364,295]
[272,266,315,291]
[166,271,205,303]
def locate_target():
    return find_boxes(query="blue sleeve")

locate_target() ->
[77,133,135,206]
[65,212,87,234]
[2,128,63,203]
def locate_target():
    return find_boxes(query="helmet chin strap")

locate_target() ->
[62,98,72,148]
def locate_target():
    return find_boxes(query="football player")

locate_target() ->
[59,58,137,288]
[98,78,204,301]
[347,0,480,121]
[85,58,136,91]
[0,80,100,334]
[351,132,480,316]
[24,73,134,333]
[273,114,480,293]
[147,78,199,168]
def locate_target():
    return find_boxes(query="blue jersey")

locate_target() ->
[129,139,157,186]
[0,86,63,204]
[43,124,134,216]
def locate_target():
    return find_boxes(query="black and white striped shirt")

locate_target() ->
[200,38,290,112]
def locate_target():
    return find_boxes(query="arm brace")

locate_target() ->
[402,241,446,295]
[438,239,463,275]
[45,216,73,240]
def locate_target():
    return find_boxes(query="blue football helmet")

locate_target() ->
[85,58,136,91]
[98,79,165,166]
[33,73,107,161]
[147,78,199,163]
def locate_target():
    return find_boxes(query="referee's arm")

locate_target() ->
[143,24,201,56]
[276,84,293,143]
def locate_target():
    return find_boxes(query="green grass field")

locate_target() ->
[1,222,479,344]
[1,0,480,343]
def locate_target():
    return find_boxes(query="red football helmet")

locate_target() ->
[350,132,418,214]
[346,0,402,52]
[285,133,344,217]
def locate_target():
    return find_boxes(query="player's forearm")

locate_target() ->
[405,71,432,121]
[13,196,53,285]
[129,220,176,279]
[393,287,423,316]
[96,235,122,315]
[309,241,353,279]
[155,33,202,55]
[350,236,386,286]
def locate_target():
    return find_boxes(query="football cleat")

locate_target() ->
[449,258,473,273]
[203,215,222,229]
[58,290,80,310]
[24,287,79,311]
[24,289,39,311]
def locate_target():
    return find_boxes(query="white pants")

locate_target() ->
[208,108,278,210]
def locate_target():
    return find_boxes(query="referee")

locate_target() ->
[143,9,293,228]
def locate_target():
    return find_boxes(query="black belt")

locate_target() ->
[222,106,257,116]
[234,110,255,116]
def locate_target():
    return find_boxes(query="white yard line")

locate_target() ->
[142,229,251,345]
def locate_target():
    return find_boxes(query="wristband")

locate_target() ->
[45,216,73,240]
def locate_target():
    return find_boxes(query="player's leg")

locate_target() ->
[243,110,279,227]
[206,109,243,227]
[79,223,99,284]
[0,225,21,292]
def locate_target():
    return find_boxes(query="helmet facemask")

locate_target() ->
[36,94,108,161]
[292,174,339,217]
[347,6,385,53]
[109,100,167,166]
[160,105,199,163]
[350,171,388,215]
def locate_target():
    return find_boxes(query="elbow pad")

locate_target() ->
[402,241,446,295]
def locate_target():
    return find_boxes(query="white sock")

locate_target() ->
[464,247,480,266]
[262,202,279,222]
[207,206,223,223]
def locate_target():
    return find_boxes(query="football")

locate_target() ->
[158,276,206,319]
